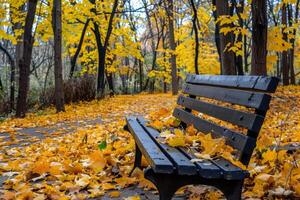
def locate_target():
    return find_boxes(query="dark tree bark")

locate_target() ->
[10,4,25,111]
[126,0,144,93]
[138,59,143,92]
[189,0,199,74]
[212,0,222,72]
[233,0,244,75]
[251,0,268,75]
[287,1,299,84]
[52,0,65,112]
[0,77,2,91]
[281,4,289,85]
[91,0,118,98]
[16,0,38,118]
[215,0,236,75]
[165,0,178,95]
[142,0,159,93]
[0,43,15,110]
[70,19,90,78]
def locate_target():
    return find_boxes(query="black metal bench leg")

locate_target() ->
[129,143,142,176]
[220,180,243,200]
[144,168,185,200]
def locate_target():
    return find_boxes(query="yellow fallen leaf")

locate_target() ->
[31,158,50,175]
[149,120,164,130]
[1,191,15,200]
[101,183,116,190]
[262,150,277,165]
[89,150,107,173]
[75,174,91,188]
[108,191,120,198]
[294,183,300,196]
[167,136,186,147]
[124,196,141,200]
[166,129,186,147]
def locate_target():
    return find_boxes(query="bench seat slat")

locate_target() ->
[178,147,223,179]
[177,95,264,133]
[186,74,279,93]
[183,83,271,111]
[126,117,174,174]
[173,108,256,156]
[137,120,198,176]
[212,158,249,180]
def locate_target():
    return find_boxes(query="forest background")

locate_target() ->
[0,0,299,117]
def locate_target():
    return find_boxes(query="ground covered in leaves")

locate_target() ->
[0,87,299,199]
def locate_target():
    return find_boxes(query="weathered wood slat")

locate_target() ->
[126,117,174,173]
[178,147,223,179]
[173,108,256,156]
[177,95,265,133]
[186,74,279,93]
[183,83,271,111]
[137,120,198,175]
[212,158,249,180]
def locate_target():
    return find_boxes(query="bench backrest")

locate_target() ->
[173,74,279,165]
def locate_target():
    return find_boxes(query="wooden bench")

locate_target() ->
[124,74,279,200]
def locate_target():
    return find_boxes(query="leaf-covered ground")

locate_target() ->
[0,87,299,199]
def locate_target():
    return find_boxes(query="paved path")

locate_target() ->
[0,119,187,199]
[0,119,102,188]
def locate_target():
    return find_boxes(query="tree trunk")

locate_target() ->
[70,19,90,78]
[16,0,38,118]
[12,4,25,111]
[287,2,299,84]
[212,0,222,71]
[106,72,115,95]
[165,0,178,95]
[235,0,244,75]
[190,0,199,74]
[215,0,236,75]
[52,0,65,112]
[281,4,289,85]
[251,0,268,75]
[138,59,143,92]
[0,43,15,110]
[91,0,118,98]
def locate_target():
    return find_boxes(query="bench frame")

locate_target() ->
[125,74,279,200]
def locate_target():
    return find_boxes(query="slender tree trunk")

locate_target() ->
[143,0,157,93]
[190,0,199,74]
[235,0,244,75]
[212,0,222,72]
[97,45,106,97]
[52,0,65,112]
[251,0,268,75]
[11,4,25,111]
[106,72,114,95]
[91,0,118,98]
[281,4,289,85]
[215,0,236,75]
[70,19,90,78]
[0,77,2,91]
[244,34,248,73]
[165,0,178,95]
[287,1,299,84]
[0,43,15,110]
[16,0,38,118]
[139,59,143,92]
